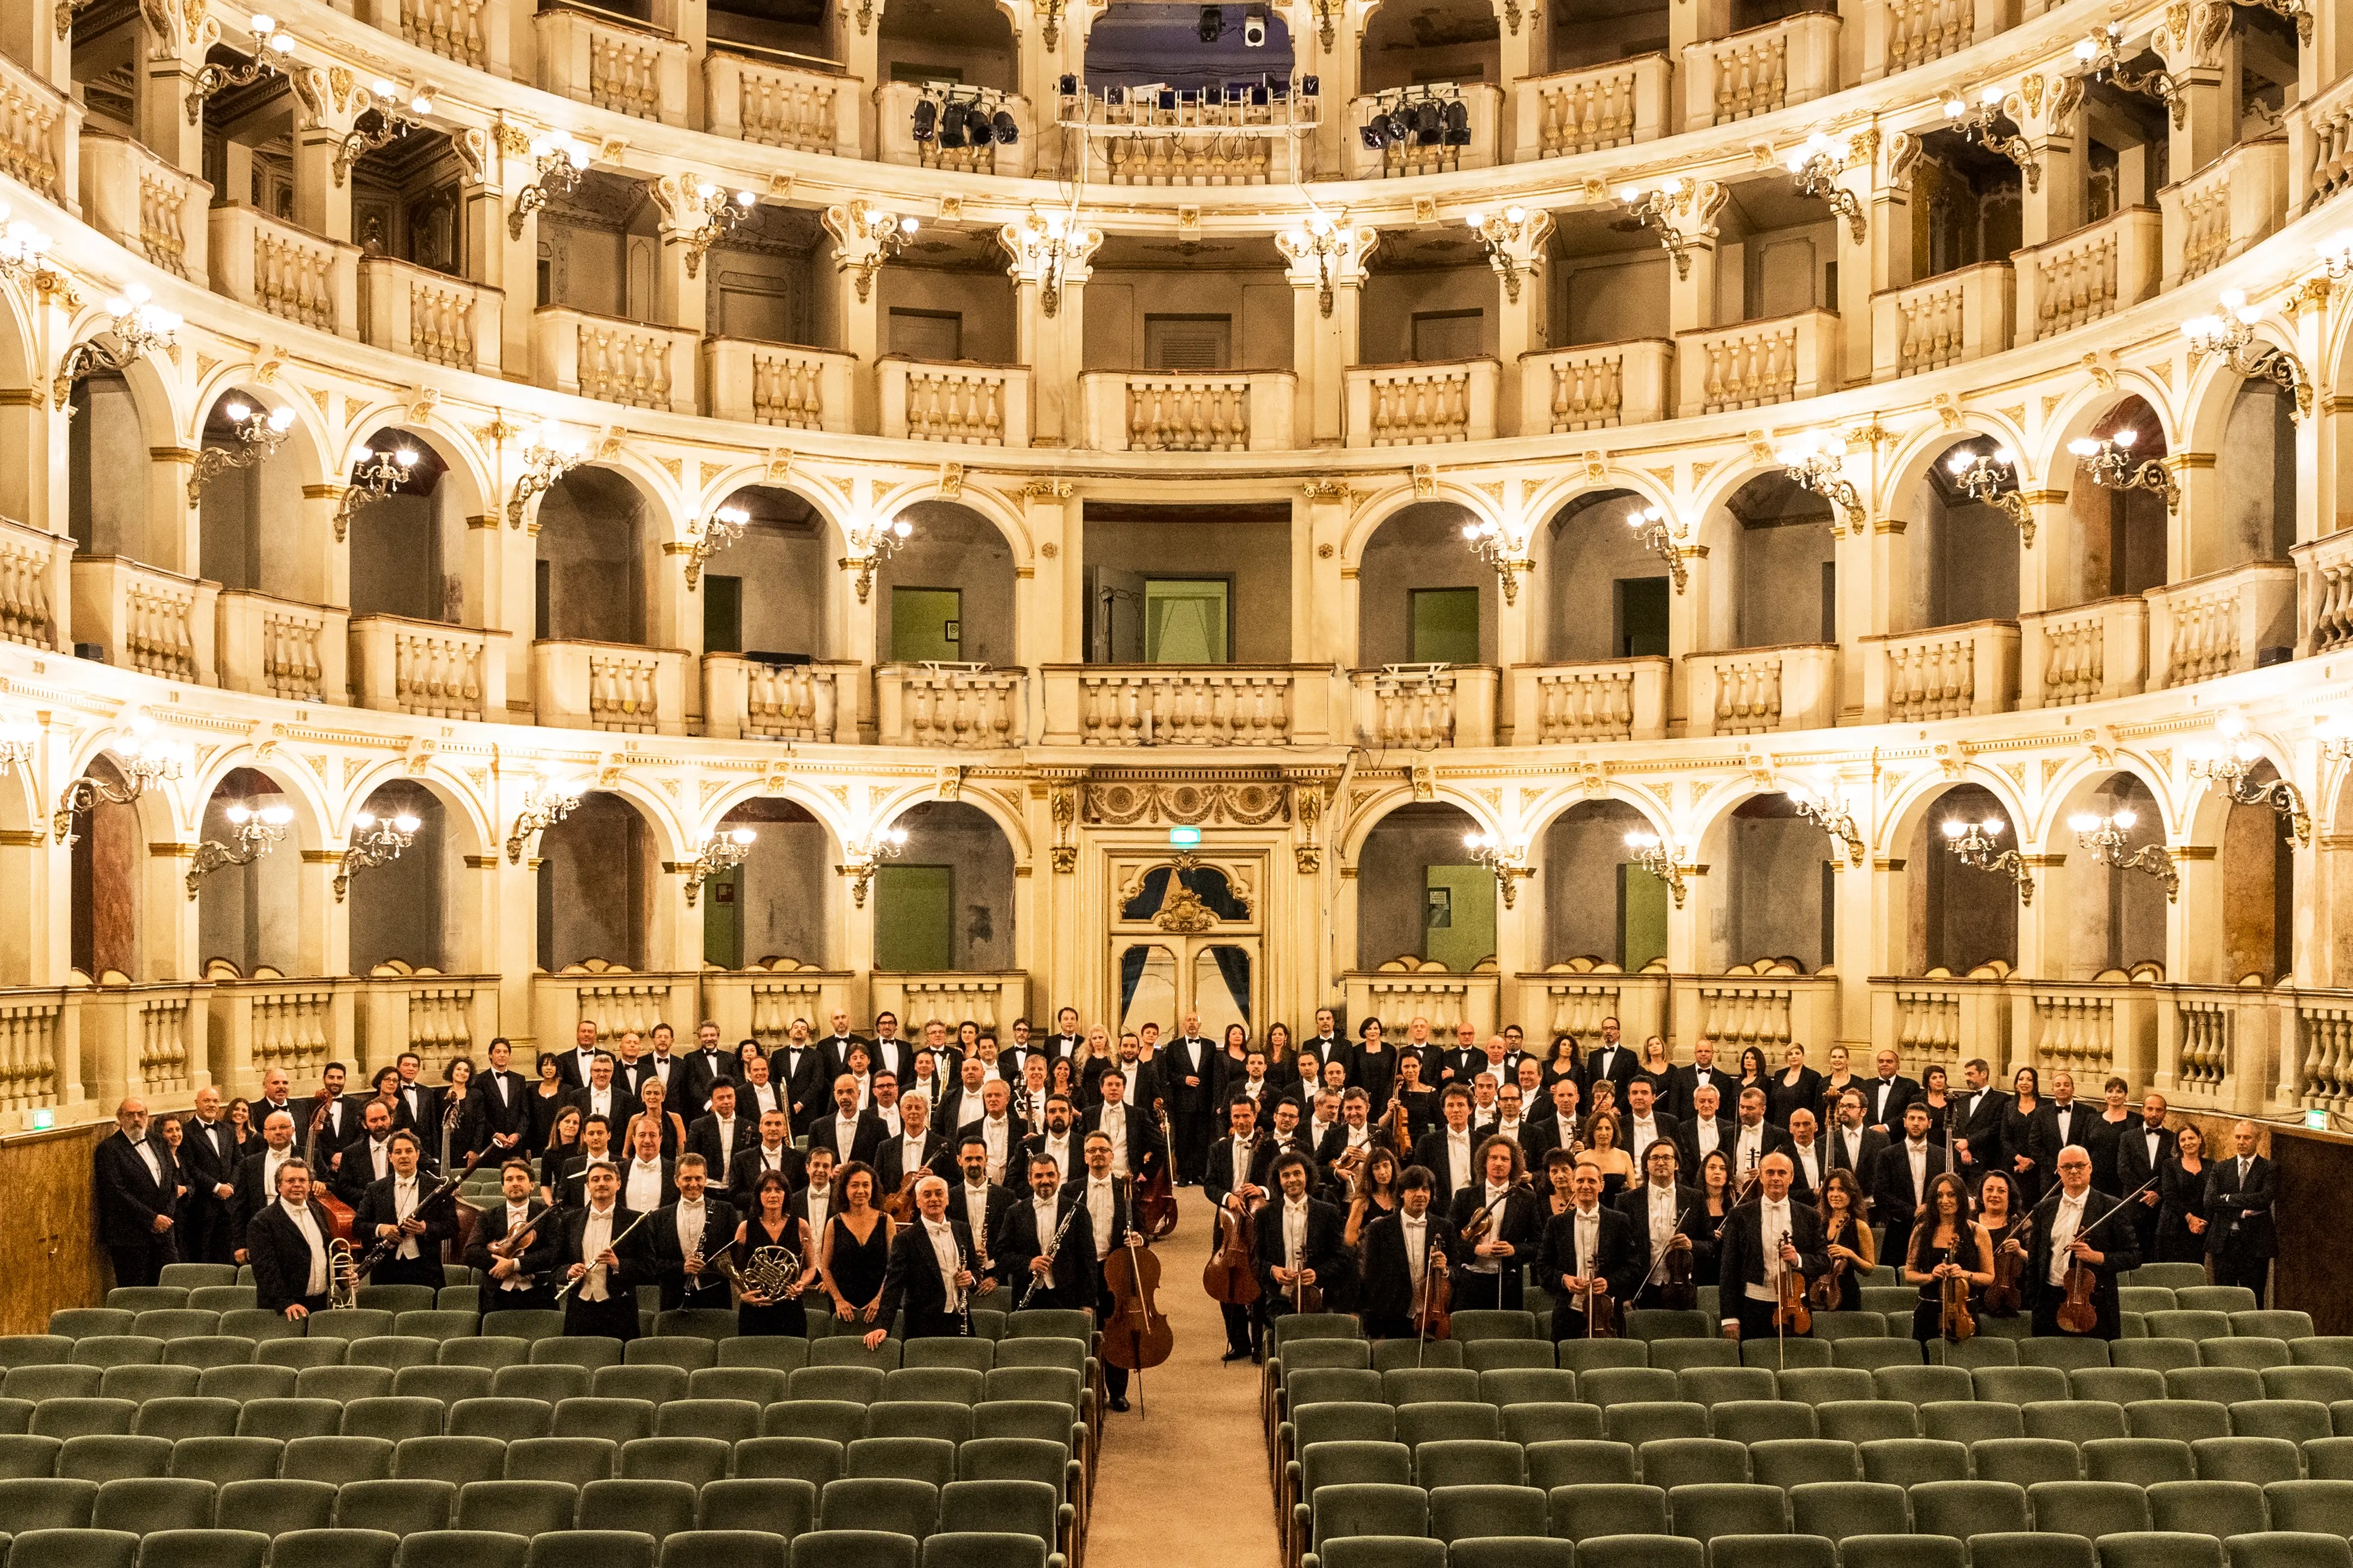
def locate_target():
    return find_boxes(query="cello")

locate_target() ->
[1408,1222,1451,1345]
[1134,1106,1179,1240]
[1202,1192,1261,1307]
[1099,1180,1173,1412]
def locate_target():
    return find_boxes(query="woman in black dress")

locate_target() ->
[1354,1019,1398,1129]
[1919,1065,1954,1150]
[1815,1167,1876,1310]
[1904,1170,1992,1345]
[1768,1045,1823,1127]
[2156,1122,2212,1265]
[733,1170,815,1336]
[1734,1047,1769,1112]
[1693,1150,1734,1287]
[528,1053,568,1153]
[1975,1170,2026,1319]
[1342,1145,1402,1253]
[2001,1067,2047,1207]
[1583,1111,1635,1200]
[538,1106,582,1206]
[821,1161,894,1327]
[1634,1036,1675,1105]
[1818,1045,1857,1123]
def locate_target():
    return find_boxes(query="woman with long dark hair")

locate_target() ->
[1694,1150,1734,1286]
[1814,1167,1876,1311]
[732,1170,815,1336]
[2002,1067,2047,1207]
[1904,1170,1993,1345]
[820,1162,892,1326]
[529,1053,568,1153]
[2156,1123,2212,1266]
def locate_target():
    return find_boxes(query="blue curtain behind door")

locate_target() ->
[1210,945,1251,1024]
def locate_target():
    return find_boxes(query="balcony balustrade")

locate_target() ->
[1345,962,1500,1039]
[216,590,346,705]
[1349,666,1497,749]
[873,664,1028,749]
[1860,620,2019,723]
[1345,360,1498,446]
[0,49,73,211]
[2160,136,2289,291]
[355,970,498,1079]
[78,134,206,282]
[1514,55,1669,160]
[531,639,689,735]
[208,206,357,338]
[0,987,70,1130]
[375,0,503,69]
[2300,70,2353,211]
[1682,12,1840,128]
[1508,658,1670,743]
[349,615,509,721]
[1512,965,1669,1051]
[1683,644,1839,736]
[880,359,1029,447]
[1520,341,1673,432]
[0,516,67,652]
[702,338,856,431]
[705,48,858,155]
[2019,979,2161,1085]
[1678,311,1840,413]
[1078,371,1294,452]
[1870,262,2012,379]
[1058,80,1319,185]
[2017,597,2149,709]
[2015,208,2161,343]
[533,306,698,413]
[702,655,861,742]
[1861,0,1995,78]
[2294,529,2353,656]
[2145,561,2297,688]
[79,981,204,1106]
[359,257,501,375]
[1039,665,1336,747]
[207,975,344,1093]
[2159,984,2287,1115]
[870,974,1029,1035]
[533,966,698,1047]
[1872,978,2012,1079]
[1671,970,1839,1056]
[71,557,216,686]
[703,961,857,1050]
[534,5,690,123]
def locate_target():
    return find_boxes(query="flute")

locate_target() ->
[554,1209,652,1304]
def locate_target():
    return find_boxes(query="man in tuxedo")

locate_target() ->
[616,1120,678,1216]
[338,1101,400,1209]
[1435,1020,1483,1089]
[1207,1095,1269,1362]
[1585,1017,1639,1100]
[999,1152,1092,1310]
[1449,1135,1538,1311]
[678,1022,736,1122]
[1784,1109,1828,1203]
[1487,1083,1533,1167]
[1542,1162,1642,1340]
[637,1023,684,1110]
[232,1110,301,1262]
[178,1086,240,1265]
[950,1136,1016,1288]
[1396,1016,1439,1087]
[354,1128,455,1292]
[1728,1087,1795,1185]
[558,1162,650,1342]
[1041,1007,1084,1066]
[392,1052,441,1143]
[1670,1040,1729,1123]
[1412,1084,1484,1199]
[1022,1093,1082,1185]
[1871,1102,1939,1272]
[729,1108,805,1208]
[567,1053,638,1132]
[1675,1082,1732,1178]
[1825,1088,1888,1193]
[471,1038,532,1161]
[556,1019,602,1089]
[2031,1144,2138,1339]
[254,1068,298,1131]
[247,1159,337,1318]
[95,1097,178,1287]
[686,1080,756,1190]
[1621,1077,1679,1166]
[1619,1140,1703,1310]
[612,1032,650,1100]
[973,1081,1019,1187]
[1951,1057,2008,1185]
[1359,1166,1456,1339]
[1319,1089,1379,1171]
[994,1020,1034,1085]
[865,1173,976,1345]
[791,1147,838,1245]
[1862,1047,1921,1134]
[652,1153,735,1312]
[556,1117,620,1207]
[1250,1097,1318,1197]
[939,1053,992,1135]
[1082,1068,1162,1185]
[2207,1120,2276,1300]
[2114,1092,2175,1259]
[1255,1149,1345,1329]
[809,1075,887,1171]
[819,1010,864,1077]
[1524,1079,1584,1168]
[467,1159,558,1315]
[735,1049,788,1129]
[866,1013,915,1085]
[2039,1071,2111,1192]
[878,1090,946,1194]
[1302,1008,1351,1086]
[1165,1013,1218,1185]
[311,1062,361,1162]
[1717,1152,1827,1342]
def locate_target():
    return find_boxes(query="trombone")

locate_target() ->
[326,1238,362,1309]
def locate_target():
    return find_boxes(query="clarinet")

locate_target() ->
[1016,1194,1088,1311]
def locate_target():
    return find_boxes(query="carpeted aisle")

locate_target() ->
[1084,1196,1281,1568]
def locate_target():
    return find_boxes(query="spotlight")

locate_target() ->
[991,109,1019,144]
[939,99,969,148]
[1299,75,1318,95]
[1242,4,1266,45]
[1197,4,1222,41]
[1056,74,1076,94]
[1442,98,1470,145]
[911,99,937,141]
[1412,101,1441,144]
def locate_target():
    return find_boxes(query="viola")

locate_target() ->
[1939,1246,1977,1343]
[881,1170,922,1224]
[1409,1233,1451,1341]
[1202,1196,1260,1306]
[1581,1272,1619,1339]
[1982,1213,2031,1317]
[1658,1230,1698,1312]
[1100,1206,1174,1376]
[1133,1107,1179,1240]
[2056,1259,2100,1334]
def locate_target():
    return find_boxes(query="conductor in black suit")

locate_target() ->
[2113,1092,2176,1259]
[1448,1135,1539,1311]
[1584,1019,1639,1099]
[1717,1152,1828,1342]
[1541,1162,1643,1340]
[245,1159,339,1318]
[866,1173,976,1344]
[94,1098,179,1287]
[353,1129,456,1292]
[2205,1120,2276,1300]
[1359,1166,1457,1339]
[2030,1144,2138,1339]
[1254,1150,1346,1331]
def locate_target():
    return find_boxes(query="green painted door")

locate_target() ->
[1144,579,1229,663]
[875,863,954,970]
[702,865,743,968]
[1618,863,1668,971]
[892,588,962,663]
[1410,587,1481,665]
[1423,864,1496,972]
[1615,577,1669,658]
[704,574,742,655]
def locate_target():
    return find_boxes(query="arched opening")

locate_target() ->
[1542,490,1671,662]
[701,485,838,662]
[346,428,469,625]
[2218,762,2295,985]
[704,798,834,970]
[1356,802,1492,973]
[346,781,467,973]
[194,767,306,978]
[872,802,1017,973]
[881,0,1015,90]
[535,467,655,645]
[876,502,1017,667]
[1902,782,2020,975]
[1704,795,1831,974]
[1081,1,1297,86]
[1358,0,1499,95]
[1356,502,1494,668]
[1902,436,2021,631]
[2047,772,2168,980]
[69,755,145,980]
[349,126,468,278]
[195,388,316,602]
[68,371,159,566]
[537,792,658,970]
[1701,471,1837,652]
[2200,376,2297,577]
[2062,395,2168,604]
[1540,799,1661,970]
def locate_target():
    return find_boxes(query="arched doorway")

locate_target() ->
[1702,794,1832,975]
[1355,501,1494,668]
[1540,799,1662,970]
[194,767,307,977]
[1355,802,1492,975]
[538,792,659,970]
[2048,772,2168,980]
[1110,860,1260,1043]
[875,502,1016,668]
[872,802,1016,973]
[345,780,469,974]
[1902,782,2021,975]
[703,797,834,970]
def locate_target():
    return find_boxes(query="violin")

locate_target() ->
[1808,1212,1851,1310]
[881,1170,922,1224]
[1939,1246,1976,1343]
[1409,1229,1451,1341]
[1982,1212,2031,1317]
[1101,1184,1174,1375]
[1202,1195,1261,1306]
[2052,1172,2160,1335]
[1580,1272,1619,1338]
[1773,1252,1812,1335]
[1658,1226,1698,1313]
[1134,1107,1179,1240]
[1289,1263,1325,1315]
[1385,1092,1412,1153]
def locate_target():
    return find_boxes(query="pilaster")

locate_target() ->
[1278,219,1378,447]
[999,209,1101,449]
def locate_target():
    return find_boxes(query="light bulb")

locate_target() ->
[396,449,419,467]
[1504,205,1524,224]
[269,31,294,52]
[393,814,421,833]
[2219,288,2246,311]
[1982,818,2006,837]
[2068,438,2099,456]
[1463,211,1485,230]
[2074,37,2095,58]
[268,408,294,431]
[1947,454,1971,475]
[2111,809,2136,830]
[1980,85,2002,105]
[697,182,718,201]
[892,519,912,539]
[226,805,253,825]
[1284,228,1309,251]
[735,190,755,208]
[2112,429,2137,448]
[2069,813,2098,834]
[897,217,919,235]
[354,812,376,830]
[225,402,251,422]
[1621,185,1645,203]
[1993,446,2015,466]
[251,13,275,30]
[1941,820,1968,839]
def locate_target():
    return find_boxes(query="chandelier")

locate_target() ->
[675,182,758,279]
[1789,776,1864,866]
[186,15,296,121]
[1943,88,2038,187]
[56,286,182,405]
[334,79,436,185]
[188,401,297,502]
[1619,179,1695,280]
[334,442,421,542]
[1785,134,1864,242]
[2067,428,2177,512]
[1778,435,1864,529]
[2188,716,2310,846]
[508,132,593,239]
[1945,445,2034,543]
[188,802,295,898]
[1627,505,1688,593]
[1940,814,2034,903]
[832,201,918,304]
[54,724,186,846]
[1459,519,1531,605]
[844,516,914,604]
[1279,212,1349,317]
[334,808,421,902]
[1462,206,1537,302]
[685,828,758,906]
[2072,24,2184,124]
[2068,808,2178,902]
[1624,830,1688,908]
[685,505,750,589]
[1462,832,1534,908]
[505,422,588,528]
[844,825,910,908]
[2181,289,2309,417]
[505,777,584,864]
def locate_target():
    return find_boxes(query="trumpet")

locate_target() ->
[326,1238,362,1309]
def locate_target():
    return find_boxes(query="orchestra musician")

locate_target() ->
[352,1128,454,1292]
[1076,1130,1145,1412]
[1358,1165,1455,1340]
[1618,1140,1701,1311]
[1717,1152,1827,1342]
[1447,1135,1538,1312]
[865,1173,976,1346]
[466,1159,558,1314]
[1255,1150,1344,1329]
[557,1161,649,1342]
[245,1159,338,1319]
[652,1152,735,1312]
[2029,1145,2138,1339]
[1206,1095,1268,1363]
[999,1152,1092,1309]
[1539,1160,1641,1340]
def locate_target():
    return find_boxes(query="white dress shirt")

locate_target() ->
[1099,1114,1130,1177]
[982,1117,1012,1183]
[495,1202,534,1292]
[897,1134,929,1180]
[1792,1142,1822,1190]
[805,1185,832,1237]
[1747,1198,1793,1303]
[1905,1139,1929,1202]
[1644,1185,1678,1256]
[2048,1189,2089,1286]
[1466,1182,1509,1275]
[1086,1176,1116,1260]
[262,1146,292,1197]
[922,1219,962,1312]
[625,1159,665,1213]
[366,1138,391,1182]
[675,1199,707,1266]
[1571,1205,1602,1283]
[133,1137,162,1186]
[1402,1212,1429,1290]
[1229,1135,1257,1193]
[1446,1128,1472,1193]
[1282,1197,1308,1269]
[393,1176,421,1259]
[285,1200,328,1295]
[1695,1120,1722,1162]
[580,1205,616,1302]
[961,1183,994,1260]
[1038,1133,1072,1179]
[1734,1123,1767,1170]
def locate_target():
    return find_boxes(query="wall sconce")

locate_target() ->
[675,183,756,279]
[0,724,35,776]
[334,808,420,902]
[2073,24,2185,124]
[1279,212,1348,317]
[186,802,294,898]
[2189,715,2311,846]
[1940,814,2034,903]
[0,206,62,292]
[2317,232,2353,279]
[684,827,757,906]
[1620,179,1695,280]
[334,442,419,542]
[1946,445,2035,545]
[505,777,583,863]
[2067,428,2177,512]
[1459,518,1531,605]
[1785,133,1864,243]
[1789,775,1864,866]
[55,286,182,405]
[1624,830,1688,908]
[1943,88,2039,189]
[1463,831,1534,908]
[1778,435,1865,530]
[508,131,592,239]
[844,516,914,604]
[2068,808,2178,902]
[1003,208,1089,317]
[1627,505,1688,593]
[842,825,909,908]
[832,200,918,304]
[333,78,435,186]
[187,401,296,503]
[186,14,295,122]
[2182,288,2311,418]
[505,422,588,528]
[2319,712,2353,763]
[54,725,185,845]
[1463,206,1536,302]
[684,505,749,589]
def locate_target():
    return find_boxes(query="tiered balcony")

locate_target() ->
[1078,372,1294,452]
[1508,658,1671,743]
[2159,985,2286,1115]
[355,970,501,1077]
[2293,529,2353,656]
[532,966,698,1046]
[701,655,862,742]
[2015,208,2161,343]
[870,975,1030,1036]
[1670,969,1840,1056]
[2018,597,2148,709]
[1678,311,1840,413]
[2017,979,2162,1086]
[2160,136,2289,291]
[1859,0,1992,78]
[78,134,207,282]
[1512,964,1669,1050]
[208,206,357,338]
[880,359,1029,446]
[872,664,1028,749]
[533,306,698,413]
[1869,262,2012,379]
[216,590,347,704]
[2302,71,2353,210]
[359,257,502,375]
[1859,620,2019,723]
[70,558,216,686]
[1683,645,1838,736]
[2145,562,2297,688]
[0,516,68,652]
[876,84,1036,178]
[375,0,504,71]
[349,615,509,720]
[1519,341,1673,432]
[1681,13,1840,128]
[534,5,691,124]
[1512,56,1669,160]
[1346,85,1502,178]
[0,49,74,212]
[703,339,857,431]
[1348,667,1497,749]
[531,639,690,735]
[703,960,856,1050]
[1039,666,1337,747]
[1057,82,1319,185]
[1345,961,1499,1039]
[1344,360,1499,446]
[704,49,858,155]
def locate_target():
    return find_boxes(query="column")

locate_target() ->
[650,0,709,126]
[2165,453,2217,581]
[1278,219,1379,447]
[487,122,547,387]
[454,128,509,380]
[134,11,208,178]
[1663,182,1726,336]
[1015,479,1076,671]
[1491,0,1546,162]
[999,209,1101,449]
[2,0,69,92]
[2010,83,2084,251]
[1666,0,1731,133]
[2016,490,2072,615]
[290,86,360,245]
[2155,22,2239,181]
[293,853,345,980]
[1022,0,1073,179]
[1836,131,1918,388]
[836,0,885,162]
[1824,769,1876,1046]
[1491,478,1537,673]
[1484,208,1554,439]
[818,202,890,435]
[650,175,714,336]
[1309,1,1365,181]
[1299,485,1351,666]
[485,775,542,1042]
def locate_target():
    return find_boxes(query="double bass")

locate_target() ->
[1134,1107,1179,1240]
[304,1088,355,1242]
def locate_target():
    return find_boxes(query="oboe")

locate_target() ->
[1016,1195,1087,1311]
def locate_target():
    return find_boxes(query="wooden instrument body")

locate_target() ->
[1940,1259,1977,1342]
[1773,1259,1812,1335]
[1101,1240,1174,1371]
[1982,1215,2032,1317]
[1201,1199,1261,1306]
